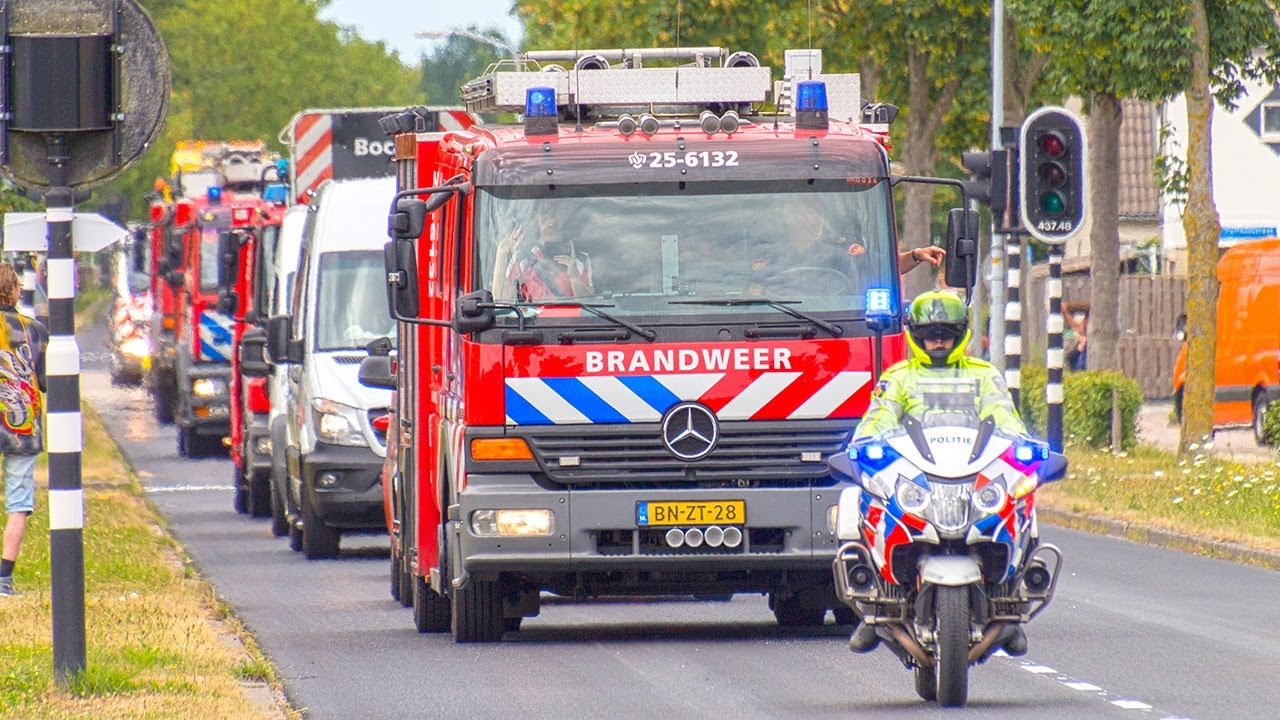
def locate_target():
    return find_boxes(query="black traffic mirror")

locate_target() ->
[266,315,293,364]
[388,197,427,240]
[944,208,979,292]
[454,289,496,334]
[383,240,420,319]
[358,355,396,390]
[239,327,271,377]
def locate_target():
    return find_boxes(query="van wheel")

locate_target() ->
[414,575,451,633]
[451,577,505,642]
[269,475,290,537]
[248,469,272,519]
[1254,392,1272,446]
[232,466,248,515]
[289,519,303,552]
[301,493,340,560]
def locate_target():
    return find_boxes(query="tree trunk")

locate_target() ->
[1086,91,1123,372]
[900,46,960,300]
[1178,0,1220,456]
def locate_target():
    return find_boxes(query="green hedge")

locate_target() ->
[1016,364,1144,450]
[1263,402,1280,447]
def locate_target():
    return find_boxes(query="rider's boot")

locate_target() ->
[848,621,879,653]
[1001,625,1028,656]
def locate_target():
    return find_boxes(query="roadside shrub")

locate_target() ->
[1017,363,1047,437]
[1014,364,1143,450]
[1063,371,1144,450]
[1263,401,1280,447]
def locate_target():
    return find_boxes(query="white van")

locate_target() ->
[265,203,309,539]
[268,177,396,559]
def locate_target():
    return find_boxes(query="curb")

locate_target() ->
[1039,507,1280,572]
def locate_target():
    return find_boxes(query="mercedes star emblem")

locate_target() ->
[661,402,718,460]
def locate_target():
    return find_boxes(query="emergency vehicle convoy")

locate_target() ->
[146,140,277,457]
[367,47,974,641]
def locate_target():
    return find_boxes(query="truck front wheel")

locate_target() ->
[414,575,451,633]
[451,577,505,643]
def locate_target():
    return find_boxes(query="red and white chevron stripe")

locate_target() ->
[291,112,334,205]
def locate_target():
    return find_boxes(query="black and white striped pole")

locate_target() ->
[43,147,88,681]
[1046,247,1065,451]
[1004,236,1022,409]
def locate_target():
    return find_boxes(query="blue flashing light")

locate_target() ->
[1014,445,1034,463]
[848,440,901,475]
[526,87,557,118]
[207,186,223,204]
[865,288,892,317]
[795,80,828,113]
[262,184,288,204]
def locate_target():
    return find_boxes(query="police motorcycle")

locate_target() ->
[827,379,1066,707]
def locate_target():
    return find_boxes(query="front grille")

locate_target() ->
[520,419,854,487]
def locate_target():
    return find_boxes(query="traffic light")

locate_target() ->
[1020,107,1087,244]
[961,149,1017,229]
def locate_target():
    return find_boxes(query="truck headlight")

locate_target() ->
[192,378,225,397]
[470,509,554,537]
[120,336,150,359]
[312,398,366,447]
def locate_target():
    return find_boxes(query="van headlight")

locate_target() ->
[312,398,367,447]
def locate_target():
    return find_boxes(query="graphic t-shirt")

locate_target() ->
[0,307,47,455]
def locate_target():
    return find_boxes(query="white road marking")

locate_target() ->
[1012,657,1194,718]
[147,485,234,493]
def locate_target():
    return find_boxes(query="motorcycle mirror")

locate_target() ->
[828,451,857,481]
[1039,452,1068,483]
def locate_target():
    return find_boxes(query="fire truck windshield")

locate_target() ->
[314,250,396,351]
[476,179,896,318]
[198,229,222,293]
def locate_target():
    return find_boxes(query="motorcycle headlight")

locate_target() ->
[972,481,1006,513]
[312,398,367,447]
[894,476,930,514]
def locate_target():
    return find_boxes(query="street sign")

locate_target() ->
[0,0,169,191]
[3,212,128,252]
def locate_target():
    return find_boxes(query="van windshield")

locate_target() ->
[314,250,396,351]
[473,179,897,317]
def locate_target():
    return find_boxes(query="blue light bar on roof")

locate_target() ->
[207,186,222,204]
[524,86,559,136]
[795,80,828,112]
[865,288,892,317]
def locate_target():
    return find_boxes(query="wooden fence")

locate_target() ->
[1022,273,1187,399]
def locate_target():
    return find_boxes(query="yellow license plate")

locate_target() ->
[637,500,745,526]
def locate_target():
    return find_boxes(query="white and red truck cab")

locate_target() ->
[372,47,972,641]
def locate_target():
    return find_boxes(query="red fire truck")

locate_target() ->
[147,141,277,457]
[369,48,974,641]
[219,177,290,517]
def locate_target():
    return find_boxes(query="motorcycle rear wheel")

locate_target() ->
[935,585,970,707]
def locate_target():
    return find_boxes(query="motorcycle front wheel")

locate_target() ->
[934,585,970,707]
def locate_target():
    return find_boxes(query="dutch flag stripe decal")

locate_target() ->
[542,378,630,424]
[199,311,233,362]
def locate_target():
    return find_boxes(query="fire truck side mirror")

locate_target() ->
[216,231,241,291]
[165,231,184,271]
[165,269,184,287]
[943,208,979,292]
[383,240,421,319]
[217,291,238,315]
[389,197,428,240]
[454,290,496,334]
[239,327,271,377]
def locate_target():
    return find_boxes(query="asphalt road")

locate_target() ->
[82,316,1280,720]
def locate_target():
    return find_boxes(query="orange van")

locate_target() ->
[1173,237,1280,444]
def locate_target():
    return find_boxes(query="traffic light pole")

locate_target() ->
[1046,246,1064,451]
[45,135,87,684]
[989,0,1005,372]
[1004,235,1022,408]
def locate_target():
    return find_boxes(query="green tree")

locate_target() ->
[418,27,514,104]
[1011,1,1194,373]
[1178,0,1280,455]
[104,0,420,219]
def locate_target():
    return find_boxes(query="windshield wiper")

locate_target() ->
[512,300,657,341]
[669,297,844,338]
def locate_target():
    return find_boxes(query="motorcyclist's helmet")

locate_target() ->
[905,290,970,367]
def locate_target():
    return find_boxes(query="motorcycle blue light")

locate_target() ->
[525,87,557,118]
[1015,445,1034,463]
[849,440,901,475]
[795,80,828,112]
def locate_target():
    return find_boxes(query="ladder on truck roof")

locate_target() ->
[460,47,863,123]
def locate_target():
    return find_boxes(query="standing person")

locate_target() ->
[0,262,48,596]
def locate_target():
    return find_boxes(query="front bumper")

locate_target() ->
[454,473,847,592]
[178,362,231,431]
[247,413,272,475]
[302,442,384,530]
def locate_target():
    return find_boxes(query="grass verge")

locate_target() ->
[0,401,293,719]
[1042,444,1280,554]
